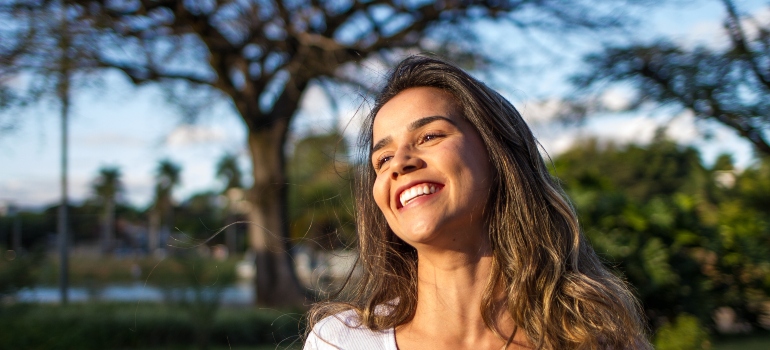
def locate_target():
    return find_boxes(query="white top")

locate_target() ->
[303,309,397,350]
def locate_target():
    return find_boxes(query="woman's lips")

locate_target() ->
[397,182,444,208]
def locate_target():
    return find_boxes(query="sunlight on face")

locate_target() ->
[371,87,493,251]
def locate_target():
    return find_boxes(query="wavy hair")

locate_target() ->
[307,55,651,349]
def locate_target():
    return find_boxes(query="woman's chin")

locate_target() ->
[396,229,464,252]
[394,223,441,246]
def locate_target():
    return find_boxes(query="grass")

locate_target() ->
[0,302,304,350]
[712,332,770,350]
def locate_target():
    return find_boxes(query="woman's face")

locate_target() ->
[371,87,493,250]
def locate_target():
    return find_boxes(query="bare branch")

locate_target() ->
[96,57,214,86]
[722,0,770,90]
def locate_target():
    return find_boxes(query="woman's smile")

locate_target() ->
[396,182,444,209]
[371,86,492,247]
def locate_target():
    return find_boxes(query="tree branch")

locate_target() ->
[722,0,770,90]
[711,109,770,156]
[97,57,214,86]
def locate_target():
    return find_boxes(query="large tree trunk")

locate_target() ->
[246,117,307,307]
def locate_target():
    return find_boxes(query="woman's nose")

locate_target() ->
[390,147,425,179]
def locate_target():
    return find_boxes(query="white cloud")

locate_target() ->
[121,174,155,208]
[520,98,564,124]
[739,7,770,41]
[681,4,770,50]
[78,132,146,147]
[600,88,634,112]
[664,110,699,143]
[165,125,226,147]
[537,132,578,156]
[684,19,729,49]
[0,74,24,89]
[533,114,659,157]
[0,175,93,208]
[300,84,333,116]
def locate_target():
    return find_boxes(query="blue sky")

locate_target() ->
[0,0,766,210]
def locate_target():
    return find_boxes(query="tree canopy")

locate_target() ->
[571,0,770,155]
[2,0,653,306]
[554,137,770,337]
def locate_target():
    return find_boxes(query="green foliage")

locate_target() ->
[153,254,237,350]
[654,313,711,350]
[0,303,302,350]
[173,191,227,242]
[0,248,41,299]
[154,159,182,211]
[1,253,297,350]
[0,202,144,250]
[0,209,55,249]
[92,166,122,201]
[702,157,770,326]
[712,331,770,350]
[554,138,770,331]
[287,131,355,249]
[215,153,242,192]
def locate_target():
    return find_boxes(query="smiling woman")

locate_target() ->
[304,56,651,350]
[372,87,493,248]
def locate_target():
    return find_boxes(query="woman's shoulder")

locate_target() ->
[304,309,396,350]
[314,309,366,331]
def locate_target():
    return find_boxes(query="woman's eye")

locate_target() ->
[375,155,392,170]
[421,133,443,143]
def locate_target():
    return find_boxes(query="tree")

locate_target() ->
[287,130,354,250]
[571,0,770,156]
[1,0,103,304]
[174,191,227,246]
[149,159,182,254]
[711,155,770,328]
[553,137,770,334]
[215,153,242,192]
[216,153,243,254]
[6,0,649,306]
[92,166,122,254]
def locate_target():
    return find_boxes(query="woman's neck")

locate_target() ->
[395,237,520,349]
[415,245,493,322]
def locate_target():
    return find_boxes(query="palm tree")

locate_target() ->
[216,153,242,254]
[93,166,122,255]
[216,153,242,191]
[148,159,181,254]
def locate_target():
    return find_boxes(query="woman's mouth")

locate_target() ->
[399,183,441,207]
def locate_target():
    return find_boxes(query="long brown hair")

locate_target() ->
[307,55,651,349]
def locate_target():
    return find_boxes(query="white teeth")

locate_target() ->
[399,183,438,207]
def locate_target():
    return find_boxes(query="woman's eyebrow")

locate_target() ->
[371,115,456,155]
[372,136,392,155]
[408,115,456,131]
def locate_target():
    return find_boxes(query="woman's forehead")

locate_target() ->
[372,87,460,138]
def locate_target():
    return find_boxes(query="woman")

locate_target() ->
[304,55,651,349]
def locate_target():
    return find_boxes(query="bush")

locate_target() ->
[0,247,41,299]
[654,313,711,350]
[0,303,303,350]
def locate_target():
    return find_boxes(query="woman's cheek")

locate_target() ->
[372,176,389,213]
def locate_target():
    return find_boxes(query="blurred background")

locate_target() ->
[1,0,768,349]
